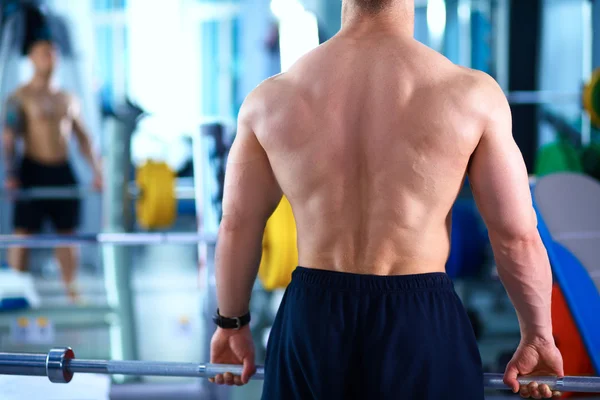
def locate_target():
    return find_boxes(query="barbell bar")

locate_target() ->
[1,348,599,392]
[0,186,196,201]
[0,348,265,383]
[506,90,582,105]
[0,232,216,248]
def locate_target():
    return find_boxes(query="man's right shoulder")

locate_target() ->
[241,74,299,120]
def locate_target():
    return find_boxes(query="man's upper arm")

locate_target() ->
[3,95,24,135]
[69,96,88,141]
[468,78,537,240]
[221,96,283,227]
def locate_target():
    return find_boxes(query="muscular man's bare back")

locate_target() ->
[12,85,75,164]
[248,35,496,276]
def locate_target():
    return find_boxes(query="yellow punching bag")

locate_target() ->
[258,196,298,291]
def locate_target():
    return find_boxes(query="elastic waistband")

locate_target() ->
[21,156,70,170]
[292,267,454,292]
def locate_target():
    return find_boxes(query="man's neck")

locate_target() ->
[28,73,53,92]
[341,1,414,37]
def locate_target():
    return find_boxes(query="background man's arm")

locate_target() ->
[468,81,554,343]
[2,96,23,182]
[71,97,102,178]
[215,97,282,318]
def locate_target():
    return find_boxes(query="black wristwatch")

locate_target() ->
[212,309,251,330]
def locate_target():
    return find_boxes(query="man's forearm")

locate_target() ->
[492,232,554,341]
[215,216,265,317]
[2,131,16,177]
[80,142,102,175]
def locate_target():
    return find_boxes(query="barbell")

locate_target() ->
[1,348,599,393]
[0,185,195,201]
[505,68,600,128]
[0,161,185,230]
[0,232,215,248]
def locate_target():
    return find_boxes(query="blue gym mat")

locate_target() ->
[533,173,600,373]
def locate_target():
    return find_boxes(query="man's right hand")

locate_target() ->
[4,176,19,191]
[503,337,564,398]
[209,325,256,386]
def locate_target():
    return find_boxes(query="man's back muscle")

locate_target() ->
[253,35,493,275]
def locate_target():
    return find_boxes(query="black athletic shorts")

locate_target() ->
[13,157,80,232]
[262,267,485,400]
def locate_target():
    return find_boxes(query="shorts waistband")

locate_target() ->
[291,267,454,292]
[21,156,70,170]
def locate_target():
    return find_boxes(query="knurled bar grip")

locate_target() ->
[1,348,599,393]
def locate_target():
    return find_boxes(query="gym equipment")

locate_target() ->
[534,109,600,180]
[0,348,267,383]
[581,142,600,181]
[258,196,298,291]
[0,168,192,230]
[202,123,232,222]
[583,69,600,127]
[484,374,600,393]
[446,200,487,279]
[0,232,214,248]
[0,184,195,201]
[507,91,581,105]
[533,173,600,373]
[0,348,599,392]
[552,283,596,398]
[534,141,583,177]
[507,68,600,129]
[135,161,177,229]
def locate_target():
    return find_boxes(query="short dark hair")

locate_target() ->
[22,5,54,55]
[353,0,393,13]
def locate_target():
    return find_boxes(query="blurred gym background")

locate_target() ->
[0,0,598,399]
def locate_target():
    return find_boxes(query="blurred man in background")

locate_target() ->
[2,39,103,302]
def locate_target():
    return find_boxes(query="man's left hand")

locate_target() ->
[209,325,256,386]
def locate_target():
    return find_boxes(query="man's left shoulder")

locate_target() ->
[58,92,81,116]
[57,90,76,103]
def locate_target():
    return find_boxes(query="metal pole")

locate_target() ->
[0,14,21,262]
[0,232,214,248]
[194,125,230,400]
[592,0,600,70]
[581,0,593,146]
[102,116,138,379]
[0,352,47,377]
[2,348,600,393]
[506,91,582,105]
[458,0,472,68]
[492,0,510,92]
[483,374,600,393]
[0,185,196,200]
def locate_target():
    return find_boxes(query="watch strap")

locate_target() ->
[212,309,251,330]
